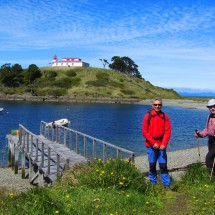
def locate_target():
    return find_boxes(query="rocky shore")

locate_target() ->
[0,94,142,104]
[0,94,209,110]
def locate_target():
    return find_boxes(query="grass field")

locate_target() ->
[0,160,214,215]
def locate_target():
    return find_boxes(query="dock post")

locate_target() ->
[21,148,25,179]
[8,137,13,168]
[14,146,19,174]
[29,157,33,182]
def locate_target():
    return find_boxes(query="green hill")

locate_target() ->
[37,67,181,99]
[41,67,181,99]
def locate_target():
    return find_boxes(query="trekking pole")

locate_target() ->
[195,129,201,161]
[210,157,215,181]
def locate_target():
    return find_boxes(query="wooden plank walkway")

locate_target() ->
[7,121,135,186]
[7,127,87,185]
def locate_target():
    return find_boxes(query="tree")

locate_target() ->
[11,64,23,74]
[1,63,11,69]
[0,66,20,87]
[109,56,142,78]
[25,64,42,84]
[99,59,109,69]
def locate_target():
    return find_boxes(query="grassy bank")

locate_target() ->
[0,160,214,215]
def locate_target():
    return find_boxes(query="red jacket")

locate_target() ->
[142,109,171,147]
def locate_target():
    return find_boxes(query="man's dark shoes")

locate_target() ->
[164,185,171,190]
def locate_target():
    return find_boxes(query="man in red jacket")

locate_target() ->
[142,98,171,189]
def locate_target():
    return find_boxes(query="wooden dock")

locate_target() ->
[7,121,135,186]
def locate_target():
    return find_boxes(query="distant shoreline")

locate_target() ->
[0,95,208,110]
[0,95,142,104]
[136,99,208,110]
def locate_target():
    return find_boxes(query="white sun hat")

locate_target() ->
[207,99,215,107]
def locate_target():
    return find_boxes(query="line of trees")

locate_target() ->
[100,56,142,79]
[0,63,42,87]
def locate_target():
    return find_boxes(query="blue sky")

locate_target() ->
[1,0,215,92]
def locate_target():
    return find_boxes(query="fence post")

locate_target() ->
[76,133,79,154]
[21,148,25,179]
[117,149,120,159]
[69,131,73,150]
[103,144,107,162]
[93,139,96,159]
[57,154,60,177]
[84,136,87,158]
[64,128,67,146]
[48,147,51,174]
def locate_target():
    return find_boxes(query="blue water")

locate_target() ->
[0,101,209,157]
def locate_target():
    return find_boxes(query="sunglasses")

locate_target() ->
[208,105,215,109]
[153,104,162,107]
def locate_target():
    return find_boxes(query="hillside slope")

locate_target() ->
[38,67,181,99]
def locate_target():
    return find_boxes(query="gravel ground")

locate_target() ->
[0,146,208,193]
[135,146,208,180]
[0,168,35,193]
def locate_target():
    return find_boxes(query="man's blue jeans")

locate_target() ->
[147,147,171,186]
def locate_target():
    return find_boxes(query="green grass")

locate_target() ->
[0,67,182,99]
[0,160,214,215]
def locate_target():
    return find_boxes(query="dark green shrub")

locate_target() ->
[86,80,104,87]
[66,70,77,77]
[71,77,81,86]
[53,77,71,88]
[36,88,67,97]
[34,78,54,87]
[109,81,124,88]
[44,71,58,79]
[120,89,135,95]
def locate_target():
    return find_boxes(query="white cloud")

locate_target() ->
[0,0,215,90]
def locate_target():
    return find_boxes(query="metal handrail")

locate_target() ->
[40,121,135,163]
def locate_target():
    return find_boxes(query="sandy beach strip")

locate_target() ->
[136,99,208,110]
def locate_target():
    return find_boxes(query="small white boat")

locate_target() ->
[46,118,70,128]
[0,108,4,112]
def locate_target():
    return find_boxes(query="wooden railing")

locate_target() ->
[40,121,135,163]
[19,124,70,178]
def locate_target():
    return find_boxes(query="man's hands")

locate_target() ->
[160,145,166,150]
[153,143,159,149]
[153,143,166,150]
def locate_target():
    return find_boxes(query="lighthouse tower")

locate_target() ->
[52,54,58,66]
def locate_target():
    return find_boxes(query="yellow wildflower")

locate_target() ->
[10,193,14,198]
[55,211,59,214]
[119,182,123,185]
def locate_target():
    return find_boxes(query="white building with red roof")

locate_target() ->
[51,55,89,67]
